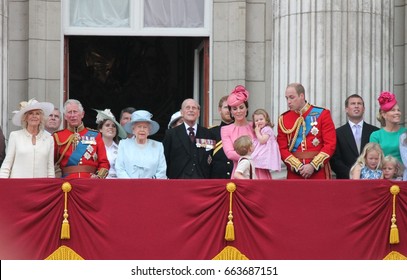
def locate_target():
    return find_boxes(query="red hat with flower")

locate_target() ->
[227,85,250,107]
[378,91,397,112]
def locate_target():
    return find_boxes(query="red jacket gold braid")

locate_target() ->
[277,103,336,179]
[53,123,109,178]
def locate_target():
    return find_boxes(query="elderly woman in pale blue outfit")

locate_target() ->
[116,110,167,179]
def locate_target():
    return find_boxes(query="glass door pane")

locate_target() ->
[70,0,130,27]
[144,0,204,28]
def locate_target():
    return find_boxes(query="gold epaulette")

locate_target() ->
[97,168,109,179]
[310,152,329,170]
[54,130,74,146]
[284,155,303,172]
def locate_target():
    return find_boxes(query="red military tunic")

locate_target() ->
[277,103,336,179]
[54,123,109,178]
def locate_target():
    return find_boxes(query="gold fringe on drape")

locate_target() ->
[212,246,249,260]
[45,245,84,260]
[225,182,236,241]
[383,251,407,260]
[60,182,72,240]
[389,185,400,245]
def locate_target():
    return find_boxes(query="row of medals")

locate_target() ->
[310,116,320,147]
[73,133,98,161]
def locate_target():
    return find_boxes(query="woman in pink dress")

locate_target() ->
[221,85,272,179]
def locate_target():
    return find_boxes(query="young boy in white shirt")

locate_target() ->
[233,135,257,179]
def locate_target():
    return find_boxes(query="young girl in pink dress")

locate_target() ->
[251,109,281,175]
[221,85,272,179]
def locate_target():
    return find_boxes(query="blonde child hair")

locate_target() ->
[252,109,274,129]
[382,155,404,178]
[233,135,253,156]
[350,142,384,178]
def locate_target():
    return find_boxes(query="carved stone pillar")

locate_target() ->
[271,0,394,126]
[0,0,7,129]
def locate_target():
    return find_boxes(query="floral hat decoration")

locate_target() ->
[12,98,54,126]
[378,91,397,112]
[94,108,127,139]
[227,85,250,107]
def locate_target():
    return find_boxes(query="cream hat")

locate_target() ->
[94,108,127,139]
[125,110,160,135]
[12,98,54,126]
[167,111,183,129]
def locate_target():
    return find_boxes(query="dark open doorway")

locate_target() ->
[67,36,207,140]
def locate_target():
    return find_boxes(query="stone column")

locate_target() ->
[394,0,406,125]
[0,0,6,129]
[271,0,394,126]
[212,0,247,124]
[28,0,61,107]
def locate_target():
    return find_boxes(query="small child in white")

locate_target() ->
[233,135,257,179]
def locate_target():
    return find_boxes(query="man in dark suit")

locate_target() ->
[163,98,216,179]
[331,94,379,179]
[209,96,234,178]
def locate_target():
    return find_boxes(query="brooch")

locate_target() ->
[312,138,320,146]
[86,145,94,153]
[207,155,212,164]
[84,152,91,160]
[311,126,319,136]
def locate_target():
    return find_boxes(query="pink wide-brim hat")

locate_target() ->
[227,85,250,107]
[378,91,397,112]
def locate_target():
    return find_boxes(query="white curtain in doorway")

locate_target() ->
[70,0,129,27]
[144,0,204,28]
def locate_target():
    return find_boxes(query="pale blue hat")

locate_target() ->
[124,110,160,135]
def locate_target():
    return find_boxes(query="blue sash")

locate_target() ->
[292,107,323,152]
[66,130,98,167]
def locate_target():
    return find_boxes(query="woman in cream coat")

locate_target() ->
[0,99,55,178]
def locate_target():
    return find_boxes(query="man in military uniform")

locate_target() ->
[209,96,233,178]
[277,83,336,179]
[54,99,109,178]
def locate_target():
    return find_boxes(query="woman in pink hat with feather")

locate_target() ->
[221,85,278,179]
[370,91,406,164]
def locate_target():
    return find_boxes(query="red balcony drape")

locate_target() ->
[0,179,406,260]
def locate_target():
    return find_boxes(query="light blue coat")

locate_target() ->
[116,138,167,179]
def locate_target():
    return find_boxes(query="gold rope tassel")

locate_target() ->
[389,185,400,245]
[225,182,236,241]
[61,182,72,240]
